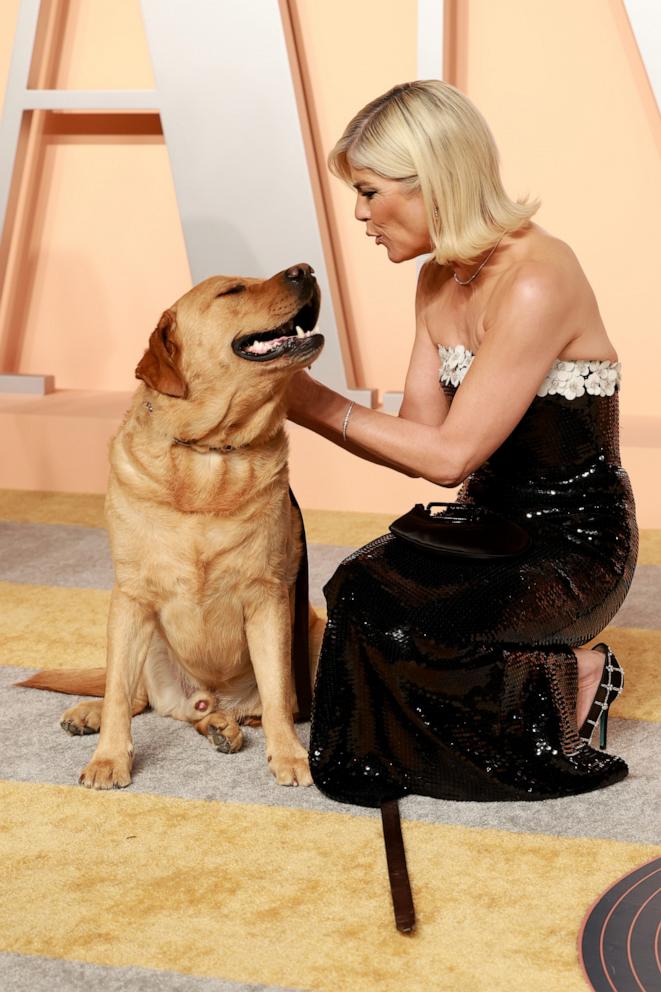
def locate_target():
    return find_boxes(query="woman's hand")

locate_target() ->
[285,369,326,426]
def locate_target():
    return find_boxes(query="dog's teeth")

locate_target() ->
[295,325,305,338]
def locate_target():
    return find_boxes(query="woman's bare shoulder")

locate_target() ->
[485,225,592,323]
[485,225,615,361]
[498,224,584,285]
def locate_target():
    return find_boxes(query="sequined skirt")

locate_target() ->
[308,458,639,807]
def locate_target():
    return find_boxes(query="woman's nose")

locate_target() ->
[355,199,370,222]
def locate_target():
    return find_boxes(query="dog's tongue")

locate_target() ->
[245,336,290,355]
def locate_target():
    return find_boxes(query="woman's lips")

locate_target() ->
[376,235,384,244]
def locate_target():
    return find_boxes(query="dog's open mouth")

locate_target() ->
[232,299,323,363]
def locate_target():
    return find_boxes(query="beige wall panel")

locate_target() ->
[15,139,191,390]
[463,0,659,418]
[46,0,155,89]
[0,0,658,516]
[293,0,419,396]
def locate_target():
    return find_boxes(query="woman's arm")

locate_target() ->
[287,261,581,488]
[286,372,463,486]
[286,377,417,477]
[286,259,458,484]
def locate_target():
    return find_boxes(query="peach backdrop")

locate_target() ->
[0,0,659,524]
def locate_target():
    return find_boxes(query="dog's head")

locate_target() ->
[135,264,323,401]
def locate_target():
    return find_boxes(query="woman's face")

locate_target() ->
[349,165,433,262]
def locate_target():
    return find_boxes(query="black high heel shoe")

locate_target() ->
[578,642,624,750]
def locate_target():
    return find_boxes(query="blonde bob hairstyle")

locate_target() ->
[328,79,541,267]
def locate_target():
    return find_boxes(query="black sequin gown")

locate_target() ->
[308,351,639,807]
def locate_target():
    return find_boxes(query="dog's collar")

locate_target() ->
[144,400,250,454]
[173,436,250,454]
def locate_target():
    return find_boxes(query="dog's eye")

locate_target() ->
[216,284,245,298]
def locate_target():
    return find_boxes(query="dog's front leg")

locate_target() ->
[244,588,313,787]
[79,586,155,790]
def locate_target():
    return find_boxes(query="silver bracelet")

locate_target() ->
[341,400,355,443]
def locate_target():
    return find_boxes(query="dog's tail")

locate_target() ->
[14,668,106,697]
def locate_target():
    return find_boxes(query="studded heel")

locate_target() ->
[578,643,624,750]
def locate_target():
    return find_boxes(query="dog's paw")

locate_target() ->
[61,700,103,736]
[79,755,132,790]
[267,745,314,787]
[195,711,244,753]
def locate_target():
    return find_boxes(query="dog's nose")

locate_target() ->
[285,263,314,282]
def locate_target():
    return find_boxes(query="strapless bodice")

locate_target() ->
[437,344,625,478]
[438,343,621,399]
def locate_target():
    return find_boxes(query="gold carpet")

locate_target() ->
[1,779,655,992]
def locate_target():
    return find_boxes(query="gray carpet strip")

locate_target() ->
[0,951,310,992]
[2,667,659,845]
[0,521,660,627]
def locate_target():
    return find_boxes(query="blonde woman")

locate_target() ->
[285,81,637,887]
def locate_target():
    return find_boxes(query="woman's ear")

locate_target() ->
[135,309,188,398]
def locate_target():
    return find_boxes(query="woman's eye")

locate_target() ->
[362,191,376,199]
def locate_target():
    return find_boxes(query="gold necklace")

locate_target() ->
[452,234,505,285]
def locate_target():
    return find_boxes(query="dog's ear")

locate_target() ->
[135,309,187,398]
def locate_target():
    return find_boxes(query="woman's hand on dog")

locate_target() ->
[285,369,430,481]
[285,370,332,427]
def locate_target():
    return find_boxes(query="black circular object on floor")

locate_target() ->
[579,857,661,991]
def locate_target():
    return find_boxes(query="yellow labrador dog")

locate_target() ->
[18,263,326,789]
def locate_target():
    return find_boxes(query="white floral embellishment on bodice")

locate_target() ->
[438,344,622,399]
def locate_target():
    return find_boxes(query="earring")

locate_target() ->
[433,206,439,222]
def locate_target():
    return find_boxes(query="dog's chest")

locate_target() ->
[153,534,257,672]
[159,591,249,678]
[115,516,292,642]
[114,511,289,590]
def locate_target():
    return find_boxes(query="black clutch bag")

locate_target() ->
[389,501,532,559]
